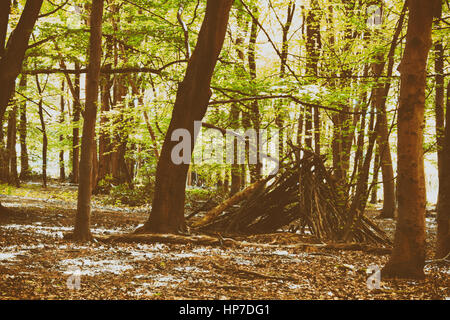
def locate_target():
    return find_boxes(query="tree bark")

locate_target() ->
[247,7,262,183]
[434,20,444,208]
[18,75,30,180]
[372,58,396,218]
[97,69,112,186]
[0,0,11,58]
[6,105,19,186]
[306,0,320,152]
[35,75,47,188]
[382,0,437,279]
[59,79,66,181]
[0,0,43,125]
[435,81,450,259]
[71,62,81,183]
[73,0,103,241]
[140,0,234,234]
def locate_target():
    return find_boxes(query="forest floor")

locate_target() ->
[0,182,448,300]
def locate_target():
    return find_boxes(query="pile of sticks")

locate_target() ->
[192,150,391,246]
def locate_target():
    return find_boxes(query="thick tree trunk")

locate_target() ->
[382,0,437,279]
[140,0,234,234]
[73,0,103,241]
[0,0,43,125]
[0,1,12,58]
[435,81,450,259]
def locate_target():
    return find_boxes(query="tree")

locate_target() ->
[0,0,44,124]
[435,81,450,259]
[382,0,440,279]
[0,0,43,193]
[139,0,234,234]
[72,0,104,241]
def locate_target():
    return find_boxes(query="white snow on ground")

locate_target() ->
[0,251,26,261]
[0,223,123,238]
[59,258,133,276]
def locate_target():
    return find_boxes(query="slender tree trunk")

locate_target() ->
[73,0,103,241]
[276,2,294,156]
[230,103,241,195]
[368,4,407,218]
[140,0,234,234]
[306,0,320,152]
[435,81,450,259]
[35,75,47,188]
[38,99,47,188]
[6,106,19,186]
[0,120,6,183]
[59,80,66,181]
[18,75,29,180]
[370,144,380,204]
[372,58,396,218]
[382,0,438,279]
[71,62,81,183]
[434,20,444,209]
[247,8,262,183]
[97,69,112,186]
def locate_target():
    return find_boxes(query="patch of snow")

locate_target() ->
[271,250,291,256]
[151,275,184,287]
[0,251,25,261]
[233,258,252,266]
[173,266,207,273]
[59,258,133,275]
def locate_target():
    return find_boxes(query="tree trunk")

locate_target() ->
[6,105,19,186]
[370,144,380,204]
[372,58,396,218]
[18,75,29,180]
[434,20,444,208]
[140,0,234,234]
[59,80,66,181]
[247,9,262,183]
[73,0,103,241]
[35,75,47,188]
[435,81,450,259]
[0,0,43,125]
[0,0,12,58]
[71,62,81,183]
[97,69,112,185]
[382,0,437,279]
[306,0,320,153]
